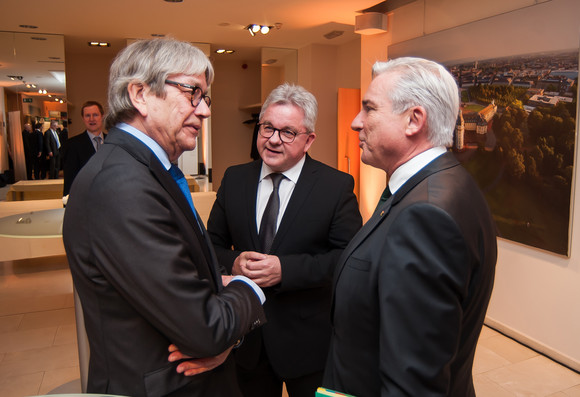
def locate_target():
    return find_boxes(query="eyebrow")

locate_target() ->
[362,99,376,108]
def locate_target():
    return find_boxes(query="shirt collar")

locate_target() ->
[86,130,104,140]
[260,154,306,185]
[116,122,171,170]
[388,146,447,194]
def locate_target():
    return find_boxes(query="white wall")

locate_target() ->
[360,0,580,370]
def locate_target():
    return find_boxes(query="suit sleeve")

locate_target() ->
[277,174,362,292]
[379,203,471,396]
[207,169,241,272]
[87,164,265,358]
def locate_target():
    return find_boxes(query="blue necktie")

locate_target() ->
[169,164,202,229]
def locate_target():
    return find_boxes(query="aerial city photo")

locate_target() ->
[447,50,579,255]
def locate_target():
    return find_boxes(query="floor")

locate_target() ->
[1,185,580,396]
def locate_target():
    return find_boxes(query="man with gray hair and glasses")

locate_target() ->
[172,83,362,397]
[323,57,497,396]
[63,38,266,397]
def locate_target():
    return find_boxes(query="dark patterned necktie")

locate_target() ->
[259,173,284,253]
[375,185,392,211]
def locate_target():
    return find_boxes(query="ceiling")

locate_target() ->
[0,0,381,99]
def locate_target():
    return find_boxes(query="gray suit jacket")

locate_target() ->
[63,127,266,397]
[323,152,497,397]
[207,155,362,378]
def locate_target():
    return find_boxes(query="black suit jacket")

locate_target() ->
[44,128,60,156]
[63,127,266,397]
[207,154,362,378]
[323,152,497,397]
[62,130,106,196]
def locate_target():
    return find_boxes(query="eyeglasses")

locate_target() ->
[257,123,310,143]
[165,80,211,108]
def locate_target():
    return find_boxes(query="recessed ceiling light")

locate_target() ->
[88,41,110,47]
[215,49,235,54]
[151,33,166,37]
[19,24,38,29]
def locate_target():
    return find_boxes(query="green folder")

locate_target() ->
[315,387,356,397]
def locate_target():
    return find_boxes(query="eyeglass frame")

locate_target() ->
[164,79,211,108]
[257,122,311,143]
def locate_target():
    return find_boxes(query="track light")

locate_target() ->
[245,24,274,36]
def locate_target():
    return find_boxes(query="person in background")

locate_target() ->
[44,120,61,179]
[31,122,44,180]
[21,123,33,180]
[62,101,106,197]
[196,83,361,397]
[63,38,266,397]
[322,57,497,397]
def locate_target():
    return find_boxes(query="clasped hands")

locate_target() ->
[168,252,280,376]
[231,250,282,287]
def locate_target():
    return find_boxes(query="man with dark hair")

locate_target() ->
[62,101,106,196]
[63,38,266,397]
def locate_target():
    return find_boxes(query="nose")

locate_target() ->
[194,99,211,118]
[268,129,283,144]
[351,110,364,132]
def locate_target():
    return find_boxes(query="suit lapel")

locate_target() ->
[109,127,221,290]
[247,161,262,250]
[332,152,460,294]
[271,155,316,252]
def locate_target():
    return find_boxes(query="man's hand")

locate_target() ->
[242,255,283,287]
[232,251,267,276]
[168,345,233,376]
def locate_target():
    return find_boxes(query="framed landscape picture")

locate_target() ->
[387,2,579,255]
[448,51,578,255]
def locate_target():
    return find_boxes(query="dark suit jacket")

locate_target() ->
[323,152,497,397]
[44,128,60,156]
[63,127,266,397]
[62,130,106,196]
[207,154,362,378]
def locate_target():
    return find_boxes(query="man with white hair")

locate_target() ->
[323,57,497,397]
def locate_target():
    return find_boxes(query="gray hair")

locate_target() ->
[372,57,459,147]
[259,83,318,133]
[106,38,214,129]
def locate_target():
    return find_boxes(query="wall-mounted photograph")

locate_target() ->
[448,51,578,256]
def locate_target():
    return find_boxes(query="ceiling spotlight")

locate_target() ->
[245,24,274,37]
[19,24,38,29]
[215,49,235,54]
[8,75,23,81]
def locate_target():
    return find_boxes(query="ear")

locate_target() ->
[127,82,149,117]
[405,106,427,137]
[303,132,316,153]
